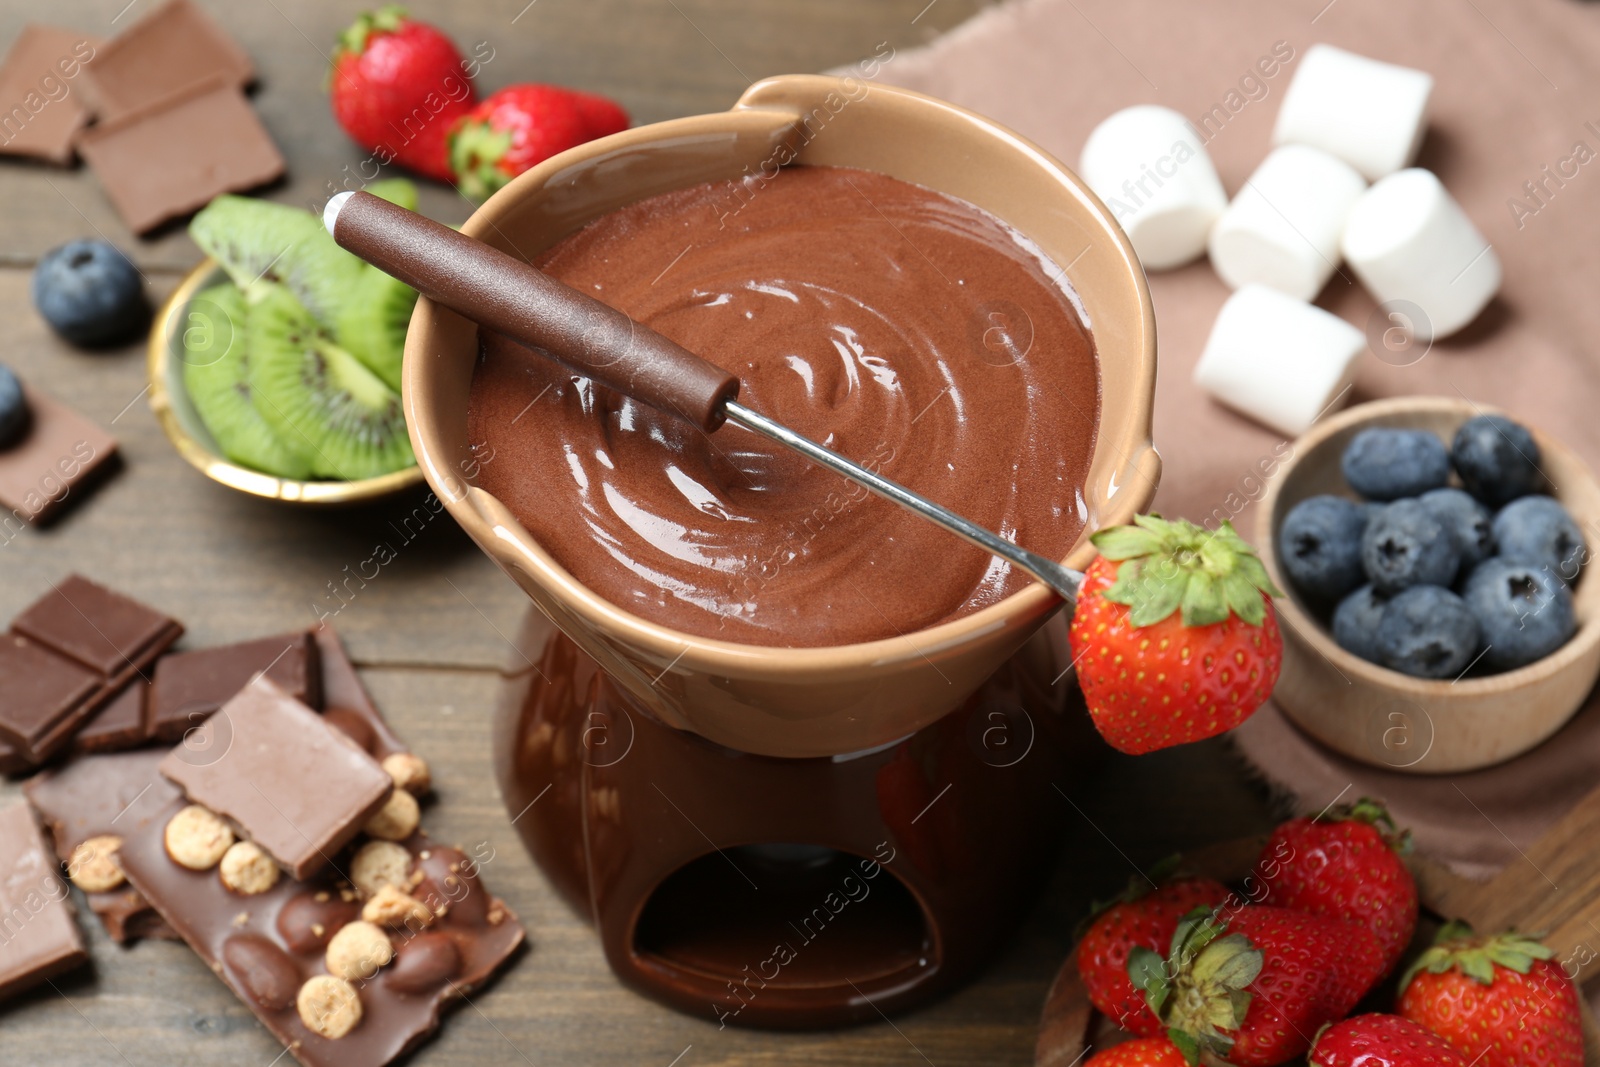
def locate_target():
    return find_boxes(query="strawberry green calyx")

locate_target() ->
[337,5,408,58]
[1400,922,1557,990]
[1092,515,1282,629]
[448,121,514,203]
[1317,796,1414,855]
[1128,910,1262,1064]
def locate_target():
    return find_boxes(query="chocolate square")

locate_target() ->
[0,633,101,763]
[149,630,320,742]
[160,677,392,880]
[81,0,252,122]
[14,574,182,678]
[71,679,149,754]
[76,75,284,234]
[0,801,88,999]
[0,25,102,164]
[0,385,118,526]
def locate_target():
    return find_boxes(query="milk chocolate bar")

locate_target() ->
[0,800,87,998]
[81,0,253,122]
[0,384,118,526]
[160,677,393,880]
[24,747,181,943]
[149,630,320,742]
[76,74,284,234]
[118,805,523,1067]
[0,575,180,766]
[71,679,148,754]
[0,25,102,164]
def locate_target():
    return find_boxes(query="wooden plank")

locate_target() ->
[0,0,990,270]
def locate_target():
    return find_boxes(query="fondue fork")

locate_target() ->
[324,190,1084,602]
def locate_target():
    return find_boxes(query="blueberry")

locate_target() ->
[1451,414,1542,507]
[1419,487,1495,570]
[32,239,149,347]
[1493,495,1586,584]
[0,365,28,449]
[1332,584,1390,664]
[1376,586,1480,679]
[1461,558,1575,671]
[1362,499,1461,593]
[1341,428,1451,501]
[1278,495,1369,601]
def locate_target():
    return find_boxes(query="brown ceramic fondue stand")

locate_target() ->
[399,76,1159,1027]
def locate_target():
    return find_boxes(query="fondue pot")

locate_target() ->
[403,75,1158,1027]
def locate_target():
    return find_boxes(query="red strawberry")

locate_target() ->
[1311,1014,1469,1066]
[1129,905,1385,1065]
[1257,797,1418,973]
[1076,864,1231,1036]
[329,6,477,182]
[449,84,630,202]
[1398,924,1583,1067]
[1086,1037,1189,1066]
[1069,517,1283,755]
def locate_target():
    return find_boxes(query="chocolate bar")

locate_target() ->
[118,800,523,1067]
[0,384,118,526]
[314,628,410,764]
[149,630,320,743]
[160,677,393,881]
[24,747,181,943]
[0,575,180,766]
[0,800,87,998]
[71,679,148,754]
[0,25,102,164]
[80,0,253,122]
[76,74,284,234]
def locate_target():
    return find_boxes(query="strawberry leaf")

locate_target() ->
[1091,524,1165,560]
[1086,514,1279,628]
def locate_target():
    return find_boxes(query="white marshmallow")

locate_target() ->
[1194,285,1365,437]
[1078,105,1227,271]
[1341,169,1501,340]
[1272,44,1433,181]
[1208,145,1366,301]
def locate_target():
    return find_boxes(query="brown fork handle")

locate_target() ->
[327,191,741,432]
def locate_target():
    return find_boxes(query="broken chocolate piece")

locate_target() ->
[71,679,148,754]
[313,628,407,761]
[0,576,180,766]
[76,74,284,234]
[24,747,182,943]
[80,0,252,122]
[118,810,524,1067]
[0,383,117,526]
[149,630,320,742]
[0,800,88,998]
[15,573,183,679]
[160,676,392,880]
[0,25,101,165]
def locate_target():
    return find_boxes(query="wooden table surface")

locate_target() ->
[0,2,1276,1064]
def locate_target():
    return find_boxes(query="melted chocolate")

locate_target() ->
[468,165,1099,647]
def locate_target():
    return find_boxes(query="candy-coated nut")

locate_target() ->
[361,884,434,929]
[68,835,125,892]
[277,892,358,953]
[325,919,393,981]
[164,805,235,870]
[297,975,362,1039]
[381,752,431,795]
[350,839,412,898]
[387,932,461,993]
[362,789,420,841]
[219,840,280,896]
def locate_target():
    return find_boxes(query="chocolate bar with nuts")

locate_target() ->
[24,747,181,942]
[117,795,522,1067]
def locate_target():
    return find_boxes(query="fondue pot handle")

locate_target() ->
[326,191,742,432]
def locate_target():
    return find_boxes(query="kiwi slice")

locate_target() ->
[180,284,315,479]
[191,196,364,328]
[332,270,416,392]
[363,177,419,211]
[245,282,415,481]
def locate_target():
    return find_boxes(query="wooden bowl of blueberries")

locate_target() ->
[1257,396,1600,774]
